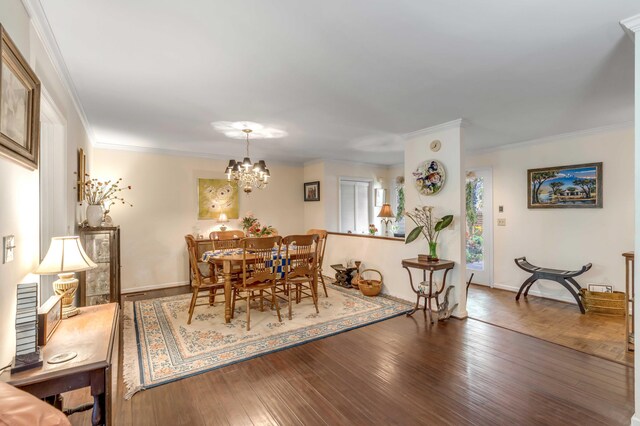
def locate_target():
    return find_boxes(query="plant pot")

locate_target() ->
[428,241,439,262]
[86,204,104,227]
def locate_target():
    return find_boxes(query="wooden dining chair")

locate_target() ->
[209,230,245,251]
[231,236,283,331]
[185,235,224,324]
[282,234,320,320]
[306,229,328,297]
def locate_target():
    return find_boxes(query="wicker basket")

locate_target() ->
[358,269,383,297]
[579,288,625,316]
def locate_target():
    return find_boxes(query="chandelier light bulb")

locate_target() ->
[221,125,271,194]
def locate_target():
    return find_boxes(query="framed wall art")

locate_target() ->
[304,181,320,201]
[527,162,603,209]
[76,148,86,202]
[0,25,41,170]
[197,178,239,219]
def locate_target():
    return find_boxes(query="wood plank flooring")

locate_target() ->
[66,286,633,425]
[467,284,633,366]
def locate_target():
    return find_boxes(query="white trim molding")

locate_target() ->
[621,14,640,41]
[20,0,96,144]
[121,281,189,295]
[404,118,466,140]
[468,121,634,155]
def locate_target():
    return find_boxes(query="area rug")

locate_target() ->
[122,283,410,399]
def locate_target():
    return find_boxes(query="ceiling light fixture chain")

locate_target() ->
[224,127,270,194]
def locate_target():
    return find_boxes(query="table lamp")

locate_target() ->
[377,203,395,236]
[218,212,229,231]
[35,236,97,318]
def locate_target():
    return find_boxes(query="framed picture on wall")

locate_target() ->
[76,148,86,202]
[0,25,41,170]
[197,178,239,219]
[374,188,386,207]
[304,181,320,201]
[527,162,603,209]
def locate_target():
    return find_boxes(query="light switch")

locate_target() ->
[497,218,506,226]
[3,235,15,263]
[498,205,504,213]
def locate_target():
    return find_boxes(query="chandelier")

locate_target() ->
[224,128,270,194]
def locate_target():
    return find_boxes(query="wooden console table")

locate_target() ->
[402,258,455,323]
[623,251,634,352]
[1,303,119,425]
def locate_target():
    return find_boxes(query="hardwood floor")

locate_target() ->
[468,284,633,366]
[66,286,633,425]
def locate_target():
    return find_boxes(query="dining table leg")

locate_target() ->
[223,260,232,323]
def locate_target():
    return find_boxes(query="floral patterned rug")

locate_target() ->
[123,283,410,399]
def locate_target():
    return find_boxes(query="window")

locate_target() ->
[339,179,371,234]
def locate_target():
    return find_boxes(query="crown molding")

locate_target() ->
[403,118,466,140]
[620,14,640,41]
[468,121,634,155]
[93,141,302,166]
[20,0,96,144]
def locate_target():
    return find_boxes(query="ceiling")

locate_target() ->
[40,0,637,165]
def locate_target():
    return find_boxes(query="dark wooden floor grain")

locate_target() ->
[468,284,633,365]
[66,285,633,425]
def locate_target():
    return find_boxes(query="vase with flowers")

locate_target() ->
[405,206,453,261]
[81,176,132,227]
[241,212,277,237]
[368,224,378,236]
[241,212,258,233]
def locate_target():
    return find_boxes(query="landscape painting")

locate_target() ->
[527,162,603,209]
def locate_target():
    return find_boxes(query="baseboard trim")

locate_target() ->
[122,281,190,294]
[490,283,575,305]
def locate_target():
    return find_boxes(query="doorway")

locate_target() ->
[39,89,68,302]
[465,168,493,286]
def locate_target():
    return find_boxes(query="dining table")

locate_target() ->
[202,247,317,324]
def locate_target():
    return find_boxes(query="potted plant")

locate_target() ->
[405,206,453,261]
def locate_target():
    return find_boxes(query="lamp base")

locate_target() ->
[62,305,80,319]
[53,273,79,319]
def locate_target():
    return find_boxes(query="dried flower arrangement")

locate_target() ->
[81,176,133,207]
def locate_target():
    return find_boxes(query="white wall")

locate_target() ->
[404,121,466,316]
[92,148,305,292]
[631,18,640,426]
[0,0,92,366]
[325,121,466,313]
[467,125,634,302]
[303,159,400,234]
[303,160,325,229]
[324,234,418,301]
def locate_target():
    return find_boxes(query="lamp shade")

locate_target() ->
[377,203,395,219]
[34,236,97,274]
[218,212,229,222]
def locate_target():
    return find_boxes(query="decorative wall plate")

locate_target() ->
[413,160,446,195]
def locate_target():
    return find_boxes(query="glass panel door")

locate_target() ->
[466,168,493,286]
[83,231,112,306]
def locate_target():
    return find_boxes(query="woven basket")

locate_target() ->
[579,288,625,316]
[358,269,383,297]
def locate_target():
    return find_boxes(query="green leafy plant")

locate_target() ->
[405,206,453,245]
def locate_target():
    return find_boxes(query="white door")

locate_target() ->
[465,168,493,286]
[39,92,68,302]
[339,179,371,234]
